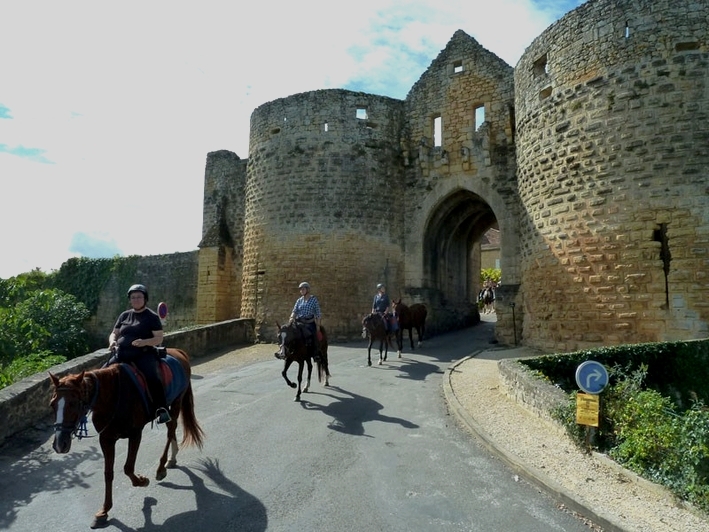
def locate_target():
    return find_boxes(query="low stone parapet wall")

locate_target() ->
[497,358,568,427]
[0,318,255,446]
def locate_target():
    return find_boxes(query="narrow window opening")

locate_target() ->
[625,22,630,38]
[676,42,700,52]
[474,105,485,131]
[271,127,281,135]
[433,116,442,147]
[653,223,671,309]
[533,54,548,77]
[324,122,329,132]
[453,60,463,73]
[356,108,368,120]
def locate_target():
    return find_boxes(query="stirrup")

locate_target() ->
[156,407,171,424]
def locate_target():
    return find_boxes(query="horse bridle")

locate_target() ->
[53,373,100,440]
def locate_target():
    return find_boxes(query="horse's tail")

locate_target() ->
[180,382,205,449]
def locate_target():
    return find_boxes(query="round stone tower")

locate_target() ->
[241,89,406,340]
[515,0,709,351]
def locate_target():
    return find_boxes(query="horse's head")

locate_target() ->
[49,371,90,454]
[276,321,303,359]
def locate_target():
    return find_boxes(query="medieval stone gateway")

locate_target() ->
[197,0,709,351]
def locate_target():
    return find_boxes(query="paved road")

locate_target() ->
[0,323,595,531]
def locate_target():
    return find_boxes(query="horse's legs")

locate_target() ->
[92,435,116,529]
[378,339,383,365]
[416,325,424,347]
[367,338,373,367]
[294,361,304,401]
[124,432,149,488]
[282,359,297,389]
[396,329,403,358]
[408,327,415,350]
[303,359,312,393]
[156,412,180,481]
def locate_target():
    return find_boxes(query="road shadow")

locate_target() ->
[301,386,419,436]
[0,434,102,529]
[109,458,266,531]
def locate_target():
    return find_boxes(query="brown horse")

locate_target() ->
[49,348,204,529]
[275,321,330,401]
[361,313,395,366]
[392,299,427,357]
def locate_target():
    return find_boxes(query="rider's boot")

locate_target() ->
[150,381,171,424]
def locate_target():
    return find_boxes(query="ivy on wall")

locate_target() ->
[50,256,141,314]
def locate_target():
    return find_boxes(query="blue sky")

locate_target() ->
[0,0,584,279]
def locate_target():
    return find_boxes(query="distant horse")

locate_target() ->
[49,348,204,529]
[361,313,395,366]
[392,299,427,357]
[481,287,495,314]
[275,321,330,401]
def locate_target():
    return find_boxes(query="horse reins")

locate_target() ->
[53,372,101,440]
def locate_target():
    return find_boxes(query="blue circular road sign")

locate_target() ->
[575,360,609,394]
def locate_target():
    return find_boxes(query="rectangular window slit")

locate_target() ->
[433,116,442,147]
[474,105,485,131]
[356,108,368,119]
[454,60,463,73]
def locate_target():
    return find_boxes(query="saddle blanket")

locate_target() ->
[119,354,187,416]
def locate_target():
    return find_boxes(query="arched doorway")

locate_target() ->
[422,189,497,332]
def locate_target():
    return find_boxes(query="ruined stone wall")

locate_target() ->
[403,30,522,337]
[242,90,406,340]
[515,0,709,351]
[197,150,246,323]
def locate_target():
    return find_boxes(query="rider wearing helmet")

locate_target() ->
[277,281,322,360]
[108,284,171,424]
[372,283,391,331]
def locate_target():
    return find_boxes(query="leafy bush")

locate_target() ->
[544,348,709,512]
[0,351,67,385]
[0,284,90,390]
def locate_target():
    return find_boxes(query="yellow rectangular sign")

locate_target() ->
[576,393,600,427]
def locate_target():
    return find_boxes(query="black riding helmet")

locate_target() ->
[127,284,149,302]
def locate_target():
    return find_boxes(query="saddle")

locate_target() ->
[116,355,187,417]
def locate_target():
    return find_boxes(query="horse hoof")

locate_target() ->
[368,360,372,367]
[378,359,382,365]
[289,383,297,389]
[167,459,177,469]
[156,468,167,481]
[398,353,402,358]
[294,396,301,402]
[91,515,109,529]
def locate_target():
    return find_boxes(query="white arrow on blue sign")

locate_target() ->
[575,360,609,395]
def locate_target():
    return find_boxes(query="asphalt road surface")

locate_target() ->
[0,324,597,531]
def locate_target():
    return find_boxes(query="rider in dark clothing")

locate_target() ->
[109,284,170,424]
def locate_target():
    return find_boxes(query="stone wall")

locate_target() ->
[515,0,709,352]
[86,251,199,347]
[0,318,255,446]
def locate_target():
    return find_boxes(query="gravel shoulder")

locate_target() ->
[446,354,709,532]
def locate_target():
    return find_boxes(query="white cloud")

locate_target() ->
[0,0,584,278]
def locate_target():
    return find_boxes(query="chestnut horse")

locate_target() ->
[392,299,427,357]
[275,321,330,401]
[361,313,395,366]
[49,348,204,529]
